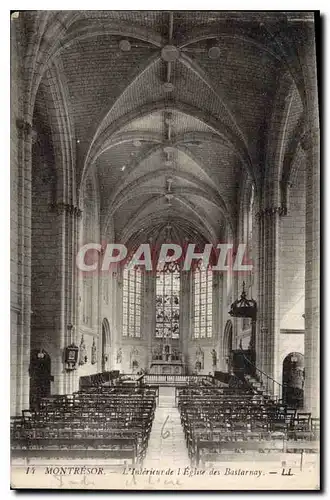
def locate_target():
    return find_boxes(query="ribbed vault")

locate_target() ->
[30,10,308,249]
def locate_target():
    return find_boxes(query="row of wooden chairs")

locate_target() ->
[11,385,157,466]
[177,387,319,466]
[195,437,320,466]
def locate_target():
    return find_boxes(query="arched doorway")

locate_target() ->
[29,349,52,410]
[282,352,304,408]
[101,318,111,372]
[223,320,233,372]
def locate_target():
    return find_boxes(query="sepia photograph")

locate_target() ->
[10,9,320,490]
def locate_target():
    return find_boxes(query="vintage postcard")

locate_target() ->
[10,10,320,490]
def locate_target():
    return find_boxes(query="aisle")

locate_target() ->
[143,387,190,469]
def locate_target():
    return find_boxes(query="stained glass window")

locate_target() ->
[155,262,180,339]
[122,268,141,337]
[193,264,213,338]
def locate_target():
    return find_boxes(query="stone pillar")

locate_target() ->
[10,17,34,416]
[257,207,283,394]
[302,128,320,417]
[112,265,122,371]
[181,271,191,371]
[218,273,228,371]
[296,23,320,417]
[144,271,154,368]
[49,203,81,395]
[213,272,222,371]
[13,120,33,415]
[68,207,81,393]
[256,212,266,374]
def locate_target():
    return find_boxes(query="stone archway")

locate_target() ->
[29,349,52,410]
[101,318,111,372]
[223,320,233,372]
[282,352,304,408]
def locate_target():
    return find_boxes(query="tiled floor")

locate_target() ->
[143,387,190,469]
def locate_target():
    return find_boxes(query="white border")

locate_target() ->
[1,3,328,498]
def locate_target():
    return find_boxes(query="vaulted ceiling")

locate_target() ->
[32,10,310,246]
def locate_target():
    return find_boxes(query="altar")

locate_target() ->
[150,343,185,375]
[150,360,184,375]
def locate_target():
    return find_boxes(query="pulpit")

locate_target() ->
[231,349,256,379]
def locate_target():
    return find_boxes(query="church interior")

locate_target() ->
[11,11,320,473]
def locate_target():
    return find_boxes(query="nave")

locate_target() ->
[11,373,319,474]
[144,387,190,469]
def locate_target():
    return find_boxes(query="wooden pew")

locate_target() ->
[196,437,287,466]
[177,385,319,468]
[12,436,137,463]
[12,384,157,466]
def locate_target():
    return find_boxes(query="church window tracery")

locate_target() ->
[155,262,180,339]
[122,268,141,337]
[193,263,213,338]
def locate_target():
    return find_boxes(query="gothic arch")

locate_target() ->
[41,61,77,206]
[178,24,283,61]
[29,349,52,410]
[79,100,254,200]
[58,18,165,53]
[101,318,111,372]
[223,320,233,366]
[282,352,304,408]
[121,213,213,249]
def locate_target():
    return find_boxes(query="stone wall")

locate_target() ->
[76,174,100,383]
[10,20,21,416]
[280,162,306,331]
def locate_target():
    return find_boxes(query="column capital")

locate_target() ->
[16,118,31,136]
[16,119,39,144]
[256,206,287,219]
[49,202,83,218]
[300,127,320,152]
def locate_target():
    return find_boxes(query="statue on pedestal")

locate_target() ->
[79,335,87,365]
[211,349,217,368]
[195,345,204,372]
[163,344,171,362]
[116,348,122,364]
[130,347,139,371]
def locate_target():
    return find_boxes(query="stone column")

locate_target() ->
[50,203,81,395]
[13,120,33,415]
[256,211,266,376]
[213,272,222,371]
[112,265,122,371]
[301,126,319,416]
[144,271,154,368]
[257,207,283,394]
[10,18,35,415]
[217,273,228,371]
[300,22,320,417]
[181,271,191,372]
[68,206,81,393]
